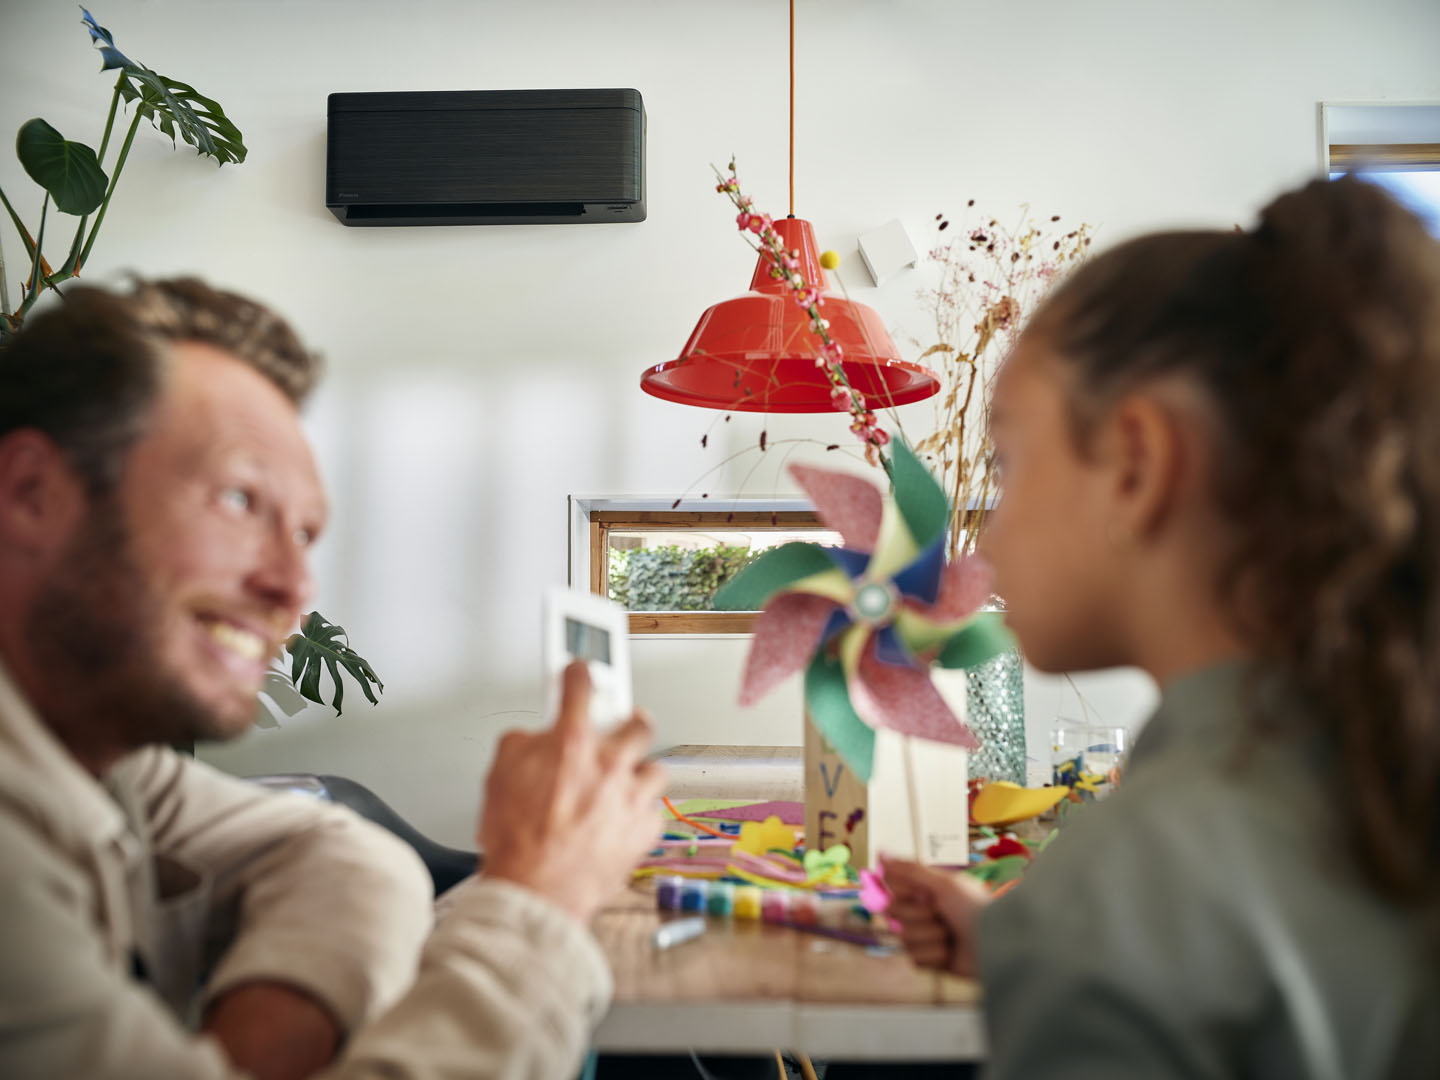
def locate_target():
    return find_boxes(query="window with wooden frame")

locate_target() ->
[587,509,840,634]
[1324,105,1440,236]
[1328,142,1440,172]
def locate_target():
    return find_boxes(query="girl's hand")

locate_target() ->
[881,856,994,978]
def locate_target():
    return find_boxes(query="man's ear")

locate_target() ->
[0,430,87,555]
[1094,392,1188,542]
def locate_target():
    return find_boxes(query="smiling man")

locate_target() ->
[0,279,665,1079]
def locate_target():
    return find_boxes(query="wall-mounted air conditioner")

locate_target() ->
[326,88,645,226]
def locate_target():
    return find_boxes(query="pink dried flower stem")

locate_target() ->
[713,162,891,466]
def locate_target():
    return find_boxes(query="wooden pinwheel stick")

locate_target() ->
[901,733,946,1005]
[902,735,926,862]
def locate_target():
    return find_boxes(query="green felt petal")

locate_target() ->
[804,651,875,783]
[866,501,919,582]
[714,543,839,611]
[890,439,950,551]
[936,612,1016,670]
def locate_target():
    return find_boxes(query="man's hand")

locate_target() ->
[204,981,341,1080]
[882,856,993,978]
[479,662,667,925]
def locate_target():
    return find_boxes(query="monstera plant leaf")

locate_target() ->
[15,119,108,215]
[81,8,246,165]
[283,611,384,716]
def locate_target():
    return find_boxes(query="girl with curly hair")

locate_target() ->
[885,177,1440,1079]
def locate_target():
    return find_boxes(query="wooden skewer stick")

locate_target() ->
[902,733,944,1003]
[902,734,925,861]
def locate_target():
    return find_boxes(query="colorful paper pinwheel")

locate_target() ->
[716,440,1013,783]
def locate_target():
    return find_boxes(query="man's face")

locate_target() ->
[29,341,327,745]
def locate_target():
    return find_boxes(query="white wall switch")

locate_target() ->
[858,219,920,286]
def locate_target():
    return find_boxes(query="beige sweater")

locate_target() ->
[0,662,612,1079]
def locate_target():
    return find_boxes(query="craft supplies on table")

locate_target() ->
[706,881,734,916]
[653,875,884,948]
[591,883,982,1061]
[789,891,820,926]
[651,916,708,951]
[761,888,791,923]
[678,879,708,912]
[733,885,763,919]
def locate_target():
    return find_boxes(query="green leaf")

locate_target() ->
[280,611,384,716]
[118,74,246,164]
[890,438,950,550]
[299,647,323,705]
[713,543,839,611]
[339,654,382,706]
[15,119,108,215]
[804,651,875,783]
[82,9,246,165]
[936,613,1014,670]
[324,655,344,715]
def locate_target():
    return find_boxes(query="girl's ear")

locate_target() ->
[1094,390,1190,543]
[0,430,88,557]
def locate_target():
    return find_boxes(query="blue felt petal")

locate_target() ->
[874,624,916,667]
[819,607,853,645]
[892,533,946,605]
[827,547,872,580]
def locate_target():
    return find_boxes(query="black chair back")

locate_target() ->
[249,773,480,897]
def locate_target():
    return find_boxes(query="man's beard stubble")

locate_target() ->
[27,498,242,753]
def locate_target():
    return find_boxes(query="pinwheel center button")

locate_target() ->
[853,582,895,623]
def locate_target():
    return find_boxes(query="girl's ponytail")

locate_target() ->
[1038,177,1440,931]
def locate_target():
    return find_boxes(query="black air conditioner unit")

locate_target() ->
[326,89,645,226]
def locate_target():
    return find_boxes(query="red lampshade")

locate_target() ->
[640,217,940,413]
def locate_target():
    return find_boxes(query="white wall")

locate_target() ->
[4,0,1438,845]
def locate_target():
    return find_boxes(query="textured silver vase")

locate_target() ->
[965,647,1026,784]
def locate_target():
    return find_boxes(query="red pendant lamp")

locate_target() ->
[639,2,939,414]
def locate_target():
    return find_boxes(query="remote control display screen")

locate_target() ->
[565,617,611,665]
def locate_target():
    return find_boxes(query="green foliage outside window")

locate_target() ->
[608,544,757,612]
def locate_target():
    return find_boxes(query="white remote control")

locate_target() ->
[542,587,632,731]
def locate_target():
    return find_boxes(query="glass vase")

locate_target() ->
[965,647,1026,785]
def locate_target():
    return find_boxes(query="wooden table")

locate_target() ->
[591,884,987,1062]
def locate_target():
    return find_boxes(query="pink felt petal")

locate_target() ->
[932,554,997,621]
[789,464,883,551]
[858,867,891,913]
[854,639,980,749]
[739,592,842,706]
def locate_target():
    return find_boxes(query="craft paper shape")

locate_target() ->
[803,843,852,885]
[694,800,805,825]
[733,815,799,857]
[858,867,891,915]
[970,780,1068,826]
